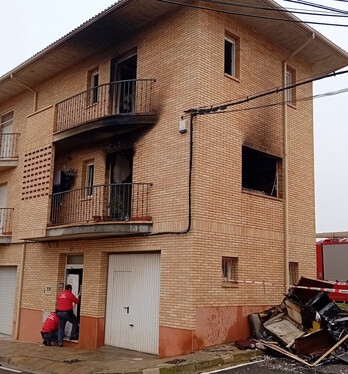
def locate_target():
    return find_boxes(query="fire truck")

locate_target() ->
[316,236,348,302]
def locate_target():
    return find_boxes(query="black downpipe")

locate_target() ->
[148,112,196,236]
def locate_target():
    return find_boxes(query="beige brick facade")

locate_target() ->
[0,1,346,357]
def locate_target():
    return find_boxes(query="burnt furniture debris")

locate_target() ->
[248,277,348,367]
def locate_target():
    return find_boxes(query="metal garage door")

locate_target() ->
[105,253,160,354]
[0,267,17,335]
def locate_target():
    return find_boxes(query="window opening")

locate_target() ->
[222,257,238,282]
[285,67,296,105]
[242,146,279,197]
[85,163,94,197]
[224,37,235,77]
[88,69,99,104]
[289,262,299,285]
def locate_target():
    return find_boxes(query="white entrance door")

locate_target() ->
[105,253,160,354]
[0,184,8,234]
[0,267,17,335]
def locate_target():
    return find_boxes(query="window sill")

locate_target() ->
[86,102,98,109]
[287,103,297,110]
[224,73,240,83]
[242,189,283,202]
[222,281,238,288]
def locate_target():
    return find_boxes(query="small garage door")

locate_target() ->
[0,267,17,335]
[105,253,160,354]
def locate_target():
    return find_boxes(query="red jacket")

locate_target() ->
[57,290,80,311]
[42,313,59,333]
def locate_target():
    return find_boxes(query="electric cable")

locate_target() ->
[281,0,348,14]
[202,0,348,18]
[156,0,348,26]
[204,87,348,115]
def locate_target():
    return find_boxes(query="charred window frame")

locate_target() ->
[289,262,299,285]
[242,146,280,198]
[222,257,238,282]
[83,160,94,197]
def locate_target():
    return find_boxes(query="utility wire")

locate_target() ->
[202,0,348,18]
[156,0,348,26]
[195,69,348,111]
[204,87,348,115]
[281,0,348,14]
[185,69,348,113]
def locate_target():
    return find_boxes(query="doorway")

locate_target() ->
[0,111,13,159]
[65,255,83,340]
[113,55,137,114]
[109,149,133,221]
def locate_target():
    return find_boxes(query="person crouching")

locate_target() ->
[41,310,59,346]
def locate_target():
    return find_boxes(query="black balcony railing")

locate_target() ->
[0,133,20,159]
[0,208,14,235]
[55,79,156,132]
[49,183,152,227]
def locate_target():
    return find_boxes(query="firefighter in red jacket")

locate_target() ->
[41,310,59,346]
[57,284,80,347]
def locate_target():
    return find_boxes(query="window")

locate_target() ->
[224,34,240,79]
[88,69,99,104]
[85,163,94,197]
[242,146,280,198]
[222,257,238,282]
[224,37,235,77]
[289,262,299,285]
[285,67,296,105]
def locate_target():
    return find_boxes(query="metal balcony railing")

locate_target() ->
[55,79,156,132]
[0,133,20,159]
[0,208,14,235]
[49,183,152,227]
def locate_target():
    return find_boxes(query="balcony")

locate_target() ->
[53,79,156,148]
[0,134,20,170]
[0,208,13,244]
[46,183,152,240]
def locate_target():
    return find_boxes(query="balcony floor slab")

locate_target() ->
[33,222,152,241]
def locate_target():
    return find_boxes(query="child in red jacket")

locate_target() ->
[41,310,59,346]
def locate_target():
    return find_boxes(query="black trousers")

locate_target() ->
[58,309,79,342]
[41,330,58,345]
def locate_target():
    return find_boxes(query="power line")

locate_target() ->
[156,0,348,27]
[185,69,348,113]
[196,68,345,110]
[204,87,348,115]
[281,0,348,14]
[202,0,348,18]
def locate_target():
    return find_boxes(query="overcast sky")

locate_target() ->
[0,0,347,234]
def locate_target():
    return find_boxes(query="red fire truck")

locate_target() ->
[316,237,348,302]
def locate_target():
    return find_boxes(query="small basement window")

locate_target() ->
[242,146,279,198]
[222,257,238,282]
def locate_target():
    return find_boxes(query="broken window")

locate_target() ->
[84,161,94,197]
[224,37,236,77]
[242,146,279,198]
[289,262,299,285]
[222,257,238,282]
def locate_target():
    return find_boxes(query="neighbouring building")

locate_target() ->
[0,0,347,357]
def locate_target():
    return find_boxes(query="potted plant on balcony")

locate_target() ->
[108,198,127,221]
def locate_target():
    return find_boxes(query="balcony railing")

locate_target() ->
[55,79,156,133]
[0,134,19,159]
[0,208,14,235]
[49,183,152,227]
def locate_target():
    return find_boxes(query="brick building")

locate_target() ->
[0,0,347,357]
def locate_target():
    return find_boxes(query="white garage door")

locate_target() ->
[105,253,160,354]
[0,267,17,335]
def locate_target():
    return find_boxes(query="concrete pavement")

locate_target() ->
[0,335,262,374]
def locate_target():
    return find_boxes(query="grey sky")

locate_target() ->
[0,0,347,233]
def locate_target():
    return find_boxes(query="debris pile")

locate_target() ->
[248,277,348,367]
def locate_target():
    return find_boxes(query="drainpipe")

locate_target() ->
[15,241,27,340]
[10,74,38,113]
[283,33,315,290]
